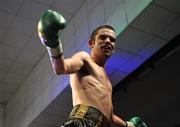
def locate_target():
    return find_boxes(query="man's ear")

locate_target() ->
[88,39,95,49]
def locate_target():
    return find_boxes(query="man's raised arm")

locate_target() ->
[37,10,88,75]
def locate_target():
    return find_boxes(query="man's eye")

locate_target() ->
[100,35,106,40]
[110,38,115,42]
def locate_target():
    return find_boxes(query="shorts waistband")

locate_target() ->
[69,104,110,127]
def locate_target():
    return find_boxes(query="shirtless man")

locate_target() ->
[37,10,147,127]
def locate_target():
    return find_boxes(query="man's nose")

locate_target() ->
[105,37,111,43]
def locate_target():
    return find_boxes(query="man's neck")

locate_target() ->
[90,54,107,67]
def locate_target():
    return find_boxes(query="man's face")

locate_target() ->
[89,28,116,59]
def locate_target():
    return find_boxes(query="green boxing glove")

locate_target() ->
[126,116,147,127]
[37,9,66,59]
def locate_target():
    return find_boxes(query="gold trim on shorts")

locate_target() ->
[74,105,88,119]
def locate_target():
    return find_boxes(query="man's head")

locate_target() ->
[89,25,116,60]
[90,25,116,40]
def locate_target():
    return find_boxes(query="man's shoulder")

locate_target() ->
[74,51,90,59]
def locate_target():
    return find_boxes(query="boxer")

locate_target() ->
[38,10,147,127]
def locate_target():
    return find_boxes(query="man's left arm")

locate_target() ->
[111,113,128,127]
[110,106,127,127]
[111,109,147,127]
[111,105,137,127]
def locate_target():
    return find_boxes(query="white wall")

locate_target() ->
[4,0,152,127]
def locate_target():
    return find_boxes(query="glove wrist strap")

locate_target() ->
[47,43,63,59]
[126,121,136,127]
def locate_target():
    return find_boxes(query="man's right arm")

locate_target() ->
[50,51,88,75]
[37,10,88,75]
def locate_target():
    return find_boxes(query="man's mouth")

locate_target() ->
[101,45,112,52]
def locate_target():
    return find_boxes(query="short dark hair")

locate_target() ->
[90,25,116,40]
